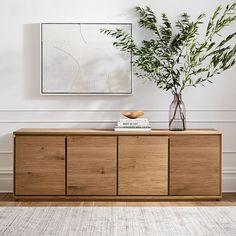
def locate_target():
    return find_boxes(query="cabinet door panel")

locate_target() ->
[118,136,168,195]
[67,136,117,195]
[15,136,65,195]
[170,135,221,196]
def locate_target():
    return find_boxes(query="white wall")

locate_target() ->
[0,0,236,192]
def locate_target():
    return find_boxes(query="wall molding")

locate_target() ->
[223,169,236,174]
[0,109,236,113]
[0,168,13,175]
[0,151,13,154]
[0,120,236,123]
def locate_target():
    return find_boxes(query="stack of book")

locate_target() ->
[114,118,151,131]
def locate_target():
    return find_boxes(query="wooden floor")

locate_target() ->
[0,193,236,206]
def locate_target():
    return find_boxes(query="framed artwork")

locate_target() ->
[40,23,132,95]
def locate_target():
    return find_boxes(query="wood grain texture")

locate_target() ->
[169,135,221,196]
[67,136,117,195]
[13,129,222,200]
[118,136,168,195]
[15,136,65,195]
[13,128,221,136]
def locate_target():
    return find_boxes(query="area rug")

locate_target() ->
[0,207,235,236]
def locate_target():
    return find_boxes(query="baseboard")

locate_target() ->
[222,169,236,192]
[0,174,13,193]
[0,171,235,193]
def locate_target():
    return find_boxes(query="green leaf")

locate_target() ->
[101,4,236,93]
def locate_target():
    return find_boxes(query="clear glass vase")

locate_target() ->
[169,93,186,131]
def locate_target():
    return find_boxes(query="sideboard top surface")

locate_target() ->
[14,128,221,136]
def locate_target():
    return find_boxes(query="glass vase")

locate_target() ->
[169,93,186,131]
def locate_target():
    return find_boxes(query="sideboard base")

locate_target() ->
[14,195,222,201]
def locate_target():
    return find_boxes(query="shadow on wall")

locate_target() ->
[23,23,41,100]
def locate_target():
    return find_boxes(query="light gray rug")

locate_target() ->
[0,207,235,236]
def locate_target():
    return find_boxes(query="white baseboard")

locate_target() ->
[0,171,235,193]
[222,169,236,192]
[0,174,13,193]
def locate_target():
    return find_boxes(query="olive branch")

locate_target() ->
[100,4,236,95]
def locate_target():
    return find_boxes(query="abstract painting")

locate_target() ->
[40,23,132,95]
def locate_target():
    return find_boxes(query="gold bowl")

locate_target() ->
[122,110,144,119]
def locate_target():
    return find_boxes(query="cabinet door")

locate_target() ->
[118,136,168,195]
[169,135,221,196]
[67,136,117,195]
[15,136,65,195]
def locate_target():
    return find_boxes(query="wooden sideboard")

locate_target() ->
[13,129,222,200]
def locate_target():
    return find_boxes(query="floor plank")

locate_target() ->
[0,193,235,206]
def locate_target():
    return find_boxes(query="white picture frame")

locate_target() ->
[40,23,132,95]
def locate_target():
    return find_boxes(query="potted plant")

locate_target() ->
[101,4,236,130]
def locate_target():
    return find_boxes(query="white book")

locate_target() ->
[115,125,151,129]
[114,127,151,131]
[117,122,150,127]
[119,118,149,123]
